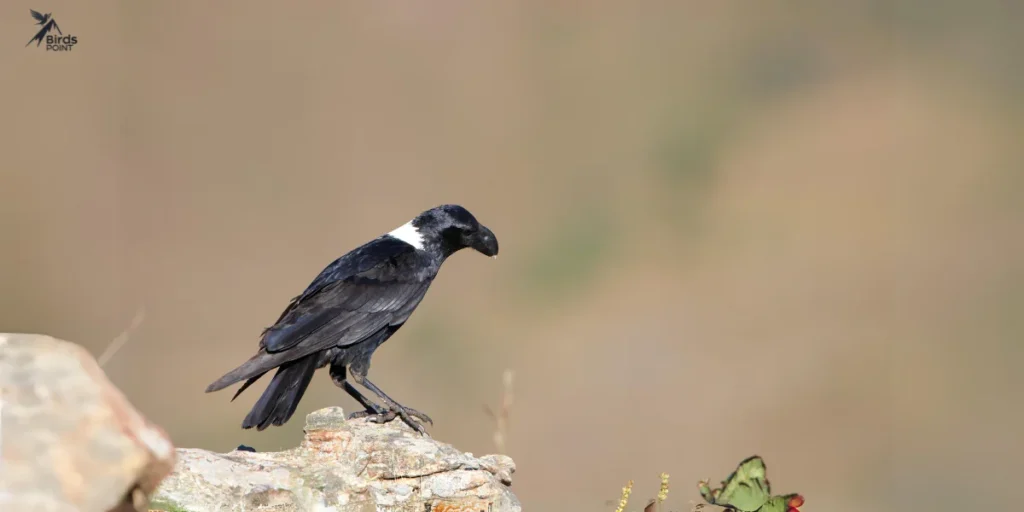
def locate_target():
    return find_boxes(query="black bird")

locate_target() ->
[205,204,499,434]
[26,10,61,47]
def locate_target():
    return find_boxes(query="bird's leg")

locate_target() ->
[359,376,434,427]
[344,381,393,421]
[328,363,386,419]
[348,363,433,434]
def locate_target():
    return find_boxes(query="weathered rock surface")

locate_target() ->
[152,406,520,512]
[0,333,176,512]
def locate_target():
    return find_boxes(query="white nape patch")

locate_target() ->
[387,220,425,250]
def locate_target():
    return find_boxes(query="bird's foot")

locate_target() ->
[347,409,374,420]
[347,402,386,420]
[362,404,433,435]
[395,404,433,426]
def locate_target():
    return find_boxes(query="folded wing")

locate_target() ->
[205,236,430,393]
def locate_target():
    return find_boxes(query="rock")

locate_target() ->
[0,333,176,512]
[151,406,521,512]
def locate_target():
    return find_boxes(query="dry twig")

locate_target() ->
[97,305,146,368]
[483,368,514,454]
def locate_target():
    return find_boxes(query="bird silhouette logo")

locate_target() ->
[26,10,62,47]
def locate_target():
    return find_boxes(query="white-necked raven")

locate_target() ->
[205,204,499,433]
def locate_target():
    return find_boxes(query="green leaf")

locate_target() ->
[699,455,770,512]
[698,456,803,512]
[758,494,804,512]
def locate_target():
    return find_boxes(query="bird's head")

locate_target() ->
[403,204,499,259]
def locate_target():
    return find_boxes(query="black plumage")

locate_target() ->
[205,204,498,433]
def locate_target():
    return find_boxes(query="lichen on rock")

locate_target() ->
[152,406,520,512]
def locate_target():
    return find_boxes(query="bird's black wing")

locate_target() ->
[259,236,426,354]
[30,10,46,22]
[205,236,433,394]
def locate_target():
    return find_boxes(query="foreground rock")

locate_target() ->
[0,333,176,512]
[152,407,520,512]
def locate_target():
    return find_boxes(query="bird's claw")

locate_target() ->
[393,407,430,436]
[398,406,433,426]
[366,410,398,424]
[356,404,433,435]
[347,402,387,420]
[347,409,377,420]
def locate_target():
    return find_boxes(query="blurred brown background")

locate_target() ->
[3,2,1023,511]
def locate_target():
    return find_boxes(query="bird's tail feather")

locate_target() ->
[205,350,284,393]
[241,353,319,431]
[231,372,268,402]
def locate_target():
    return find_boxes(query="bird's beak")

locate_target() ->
[471,225,499,258]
